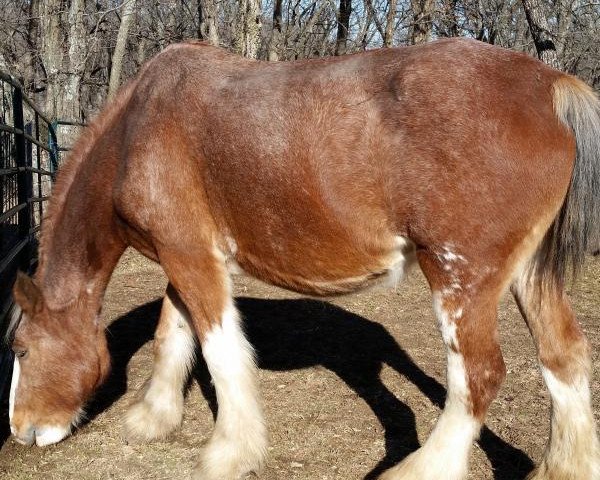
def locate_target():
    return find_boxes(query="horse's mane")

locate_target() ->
[36,80,138,275]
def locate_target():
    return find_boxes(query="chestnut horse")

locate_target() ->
[7,38,600,479]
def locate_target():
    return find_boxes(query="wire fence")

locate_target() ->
[0,69,63,399]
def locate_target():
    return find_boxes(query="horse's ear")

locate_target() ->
[13,272,43,315]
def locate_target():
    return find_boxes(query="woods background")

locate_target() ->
[0,0,599,129]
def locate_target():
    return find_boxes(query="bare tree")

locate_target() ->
[199,0,220,45]
[268,0,283,60]
[411,0,434,44]
[521,0,560,68]
[384,0,397,46]
[65,0,86,115]
[235,0,263,58]
[108,0,137,99]
[335,0,352,55]
[437,0,459,38]
[39,0,64,117]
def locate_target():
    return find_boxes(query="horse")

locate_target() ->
[7,37,600,480]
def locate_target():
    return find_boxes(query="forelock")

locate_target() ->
[4,303,23,345]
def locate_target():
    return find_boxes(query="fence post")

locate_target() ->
[12,87,32,272]
[49,120,59,178]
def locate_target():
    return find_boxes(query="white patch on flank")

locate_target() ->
[382,293,480,479]
[9,358,20,428]
[224,236,238,256]
[537,367,600,478]
[383,237,416,287]
[35,425,71,446]
[440,244,467,263]
[225,258,245,276]
[436,245,469,301]
[197,301,268,479]
[441,251,459,262]
[216,240,246,276]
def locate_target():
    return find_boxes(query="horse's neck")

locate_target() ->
[36,155,125,311]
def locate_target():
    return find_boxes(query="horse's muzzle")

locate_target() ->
[11,424,35,446]
[12,423,70,447]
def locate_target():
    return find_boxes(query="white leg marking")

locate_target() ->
[381,293,480,480]
[9,358,20,433]
[124,294,196,442]
[531,367,600,479]
[195,301,268,480]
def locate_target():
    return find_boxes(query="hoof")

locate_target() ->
[377,447,468,480]
[526,467,548,480]
[526,438,600,480]
[526,461,600,480]
[191,433,268,480]
[378,461,421,480]
[122,394,183,443]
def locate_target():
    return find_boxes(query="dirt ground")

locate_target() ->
[0,250,598,480]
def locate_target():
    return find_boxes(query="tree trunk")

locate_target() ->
[39,0,65,119]
[438,0,459,38]
[364,0,385,42]
[268,0,283,61]
[556,0,573,58]
[199,0,219,46]
[234,0,262,58]
[411,0,435,44]
[357,0,374,50]
[108,0,136,100]
[23,0,40,92]
[384,0,397,47]
[521,0,561,69]
[39,0,86,143]
[335,0,352,55]
[61,0,87,143]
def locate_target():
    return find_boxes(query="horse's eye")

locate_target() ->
[13,348,27,359]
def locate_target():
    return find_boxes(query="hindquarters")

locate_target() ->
[509,72,600,480]
[379,44,599,480]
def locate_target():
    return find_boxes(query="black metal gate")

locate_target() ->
[0,70,61,399]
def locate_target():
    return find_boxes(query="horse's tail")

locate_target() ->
[536,75,600,288]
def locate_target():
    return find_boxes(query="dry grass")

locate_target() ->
[0,249,598,479]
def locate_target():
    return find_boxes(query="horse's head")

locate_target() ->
[8,272,110,446]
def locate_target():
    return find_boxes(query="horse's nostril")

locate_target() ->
[13,425,35,446]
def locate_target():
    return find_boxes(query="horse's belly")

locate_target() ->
[224,233,416,296]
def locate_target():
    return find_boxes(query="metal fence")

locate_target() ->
[0,70,61,398]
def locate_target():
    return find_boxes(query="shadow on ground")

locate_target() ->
[1,296,534,479]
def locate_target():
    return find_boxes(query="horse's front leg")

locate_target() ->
[123,284,196,442]
[380,250,507,480]
[158,245,268,480]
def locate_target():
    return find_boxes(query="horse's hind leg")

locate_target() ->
[159,246,268,480]
[123,284,196,442]
[512,269,600,479]
[380,250,506,480]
